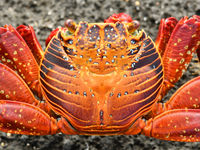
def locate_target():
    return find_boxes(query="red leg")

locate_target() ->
[0,100,79,135]
[142,109,200,142]
[0,100,58,135]
[0,63,52,114]
[140,76,200,142]
[151,76,200,116]
[16,25,43,64]
[157,16,200,95]
[155,17,178,57]
[165,76,200,110]
[0,25,39,94]
[0,62,75,135]
[0,62,37,105]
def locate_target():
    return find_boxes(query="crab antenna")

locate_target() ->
[126,20,140,33]
[64,19,77,33]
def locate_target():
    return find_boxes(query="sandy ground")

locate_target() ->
[0,0,200,149]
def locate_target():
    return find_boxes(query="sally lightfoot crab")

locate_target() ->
[0,13,200,142]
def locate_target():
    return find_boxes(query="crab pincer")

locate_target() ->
[156,15,200,95]
[16,25,44,64]
[0,25,40,93]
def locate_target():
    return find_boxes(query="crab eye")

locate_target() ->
[127,20,140,33]
[65,19,77,33]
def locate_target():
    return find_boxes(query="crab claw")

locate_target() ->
[193,15,200,61]
[156,15,200,95]
[104,13,133,23]
[0,63,37,104]
[155,17,178,57]
[0,25,39,94]
[16,25,43,64]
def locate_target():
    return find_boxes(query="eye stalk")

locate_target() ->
[126,20,140,33]
[64,19,77,33]
[60,19,77,42]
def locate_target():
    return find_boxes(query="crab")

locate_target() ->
[0,13,200,142]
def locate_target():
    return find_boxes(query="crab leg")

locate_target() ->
[155,15,200,95]
[141,109,200,142]
[0,100,80,135]
[138,16,200,142]
[138,76,200,142]
[151,76,200,116]
[0,100,59,135]
[0,62,51,112]
[0,63,38,105]
[0,63,59,135]
[0,25,40,94]
[0,62,77,135]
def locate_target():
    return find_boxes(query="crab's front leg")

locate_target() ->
[0,59,51,134]
[155,15,200,96]
[124,76,200,142]
[0,100,57,135]
[127,76,200,142]
[142,109,200,142]
[0,98,78,135]
[0,99,79,135]
[0,62,76,135]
